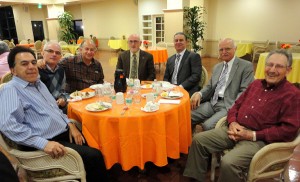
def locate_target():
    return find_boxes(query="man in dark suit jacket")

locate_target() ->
[116,34,155,81]
[190,38,254,131]
[163,32,202,96]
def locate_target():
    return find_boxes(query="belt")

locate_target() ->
[218,97,224,100]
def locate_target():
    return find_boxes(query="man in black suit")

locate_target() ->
[116,34,155,81]
[163,32,202,96]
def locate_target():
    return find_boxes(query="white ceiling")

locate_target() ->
[0,0,107,6]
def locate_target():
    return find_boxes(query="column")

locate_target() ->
[46,4,64,41]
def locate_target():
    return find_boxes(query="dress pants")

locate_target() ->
[191,100,227,130]
[0,151,19,182]
[183,125,266,181]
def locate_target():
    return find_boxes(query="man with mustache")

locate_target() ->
[0,46,109,181]
[184,49,300,181]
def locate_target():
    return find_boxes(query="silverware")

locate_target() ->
[120,106,128,115]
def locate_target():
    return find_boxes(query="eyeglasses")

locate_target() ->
[128,40,140,44]
[219,48,233,52]
[265,62,287,70]
[44,49,62,55]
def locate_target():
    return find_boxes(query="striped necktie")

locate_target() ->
[171,54,181,84]
[211,63,228,105]
[130,54,138,79]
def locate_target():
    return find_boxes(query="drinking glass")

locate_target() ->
[133,90,141,104]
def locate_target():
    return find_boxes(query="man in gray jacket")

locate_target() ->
[191,38,254,131]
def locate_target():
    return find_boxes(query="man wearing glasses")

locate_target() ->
[184,49,300,181]
[116,34,155,81]
[190,38,254,131]
[39,41,68,113]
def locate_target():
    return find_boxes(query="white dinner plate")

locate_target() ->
[70,91,95,99]
[140,107,159,113]
[89,84,103,90]
[85,102,111,112]
[160,91,183,99]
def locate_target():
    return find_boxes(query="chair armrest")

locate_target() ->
[9,147,85,176]
[215,116,227,128]
[248,134,300,181]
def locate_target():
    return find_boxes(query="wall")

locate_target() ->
[12,5,34,42]
[29,5,49,40]
[204,0,300,57]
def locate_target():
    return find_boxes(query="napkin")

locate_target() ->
[67,96,82,102]
[158,99,181,104]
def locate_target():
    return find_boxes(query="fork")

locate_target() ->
[120,106,128,115]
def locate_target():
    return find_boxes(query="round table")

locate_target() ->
[68,86,191,170]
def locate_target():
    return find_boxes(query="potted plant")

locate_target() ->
[57,12,77,43]
[183,6,206,53]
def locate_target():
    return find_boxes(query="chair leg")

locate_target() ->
[211,153,218,181]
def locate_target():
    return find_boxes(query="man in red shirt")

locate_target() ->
[183,49,300,181]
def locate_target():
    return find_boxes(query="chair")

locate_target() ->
[77,36,84,44]
[19,40,28,44]
[8,42,15,49]
[210,117,300,182]
[0,72,13,84]
[199,65,208,89]
[0,132,86,182]
[32,40,43,59]
[252,40,269,63]
[290,44,300,53]
[156,41,167,48]
[58,41,68,46]
[3,39,10,45]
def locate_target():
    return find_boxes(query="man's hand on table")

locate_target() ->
[190,92,201,110]
[68,122,85,145]
[44,141,67,159]
[228,121,253,142]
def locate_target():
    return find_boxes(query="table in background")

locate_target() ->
[61,44,80,55]
[255,52,300,83]
[235,42,253,61]
[108,40,128,50]
[16,43,34,48]
[68,86,191,170]
[142,47,168,64]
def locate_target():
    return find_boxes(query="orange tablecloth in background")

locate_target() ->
[16,43,34,48]
[68,86,191,170]
[142,47,168,64]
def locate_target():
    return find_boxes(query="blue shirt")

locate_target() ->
[0,76,70,150]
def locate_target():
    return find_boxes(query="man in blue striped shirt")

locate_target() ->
[0,46,108,181]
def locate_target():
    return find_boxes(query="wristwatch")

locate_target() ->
[252,131,256,141]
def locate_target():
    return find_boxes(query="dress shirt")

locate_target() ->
[0,52,10,78]
[0,76,70,150]
[129,51,140,79]
[59,55,104,93]
[217,58,234,97]
[227,79,300,143]
[173,50,185,85]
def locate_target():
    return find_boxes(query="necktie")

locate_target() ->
[171,54,181,84]
[211,63,228,105]
[130,54,138,79]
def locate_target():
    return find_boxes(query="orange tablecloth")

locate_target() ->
[68,86,191,170]
[142,47,168,64]
[16,43,34,48]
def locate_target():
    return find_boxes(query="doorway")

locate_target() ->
[31,21,45,41]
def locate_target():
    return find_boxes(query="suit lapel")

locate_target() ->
[225,58,239,88]
[138,51,146,77]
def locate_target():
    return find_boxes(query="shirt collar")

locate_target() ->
[131,50,140,57]
[261,78,287,90]
[12,76,42,89]
[177,49,186,57]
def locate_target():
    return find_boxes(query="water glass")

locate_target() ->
[125,95,133,106]
[133,91,141,104]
